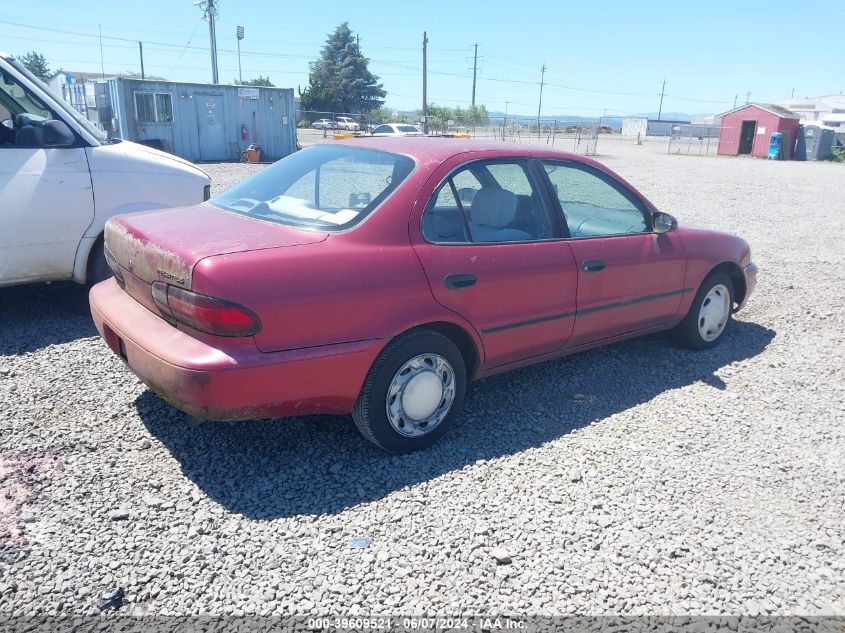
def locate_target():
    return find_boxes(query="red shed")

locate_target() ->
[718,104,800,158]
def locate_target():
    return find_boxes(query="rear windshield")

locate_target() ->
[210,145,415,231]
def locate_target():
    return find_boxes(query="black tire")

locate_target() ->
[352,329,467,454]
[87,237,112,285]
[673,272,734,350]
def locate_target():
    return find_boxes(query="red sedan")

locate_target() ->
[90,139,757,453]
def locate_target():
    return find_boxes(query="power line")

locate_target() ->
[167,18,204,78]
[0,17,758,110]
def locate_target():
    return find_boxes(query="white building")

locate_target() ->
[775,94,845,123]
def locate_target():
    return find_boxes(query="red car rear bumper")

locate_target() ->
[89,279,383,420]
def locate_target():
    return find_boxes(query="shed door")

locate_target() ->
[195,94,227,161]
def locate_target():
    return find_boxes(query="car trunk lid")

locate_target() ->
[104,203,327,312]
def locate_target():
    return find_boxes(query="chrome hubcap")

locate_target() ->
[698,283,731,342]
[386,353,455,437]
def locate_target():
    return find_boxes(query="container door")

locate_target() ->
[195,94,227,160]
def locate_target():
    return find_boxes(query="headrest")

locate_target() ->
[470,188,518,229]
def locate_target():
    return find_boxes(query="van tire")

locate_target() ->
[87,237,111,285]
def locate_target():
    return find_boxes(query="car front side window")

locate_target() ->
[543,160,648,237]
[422,160,555,244]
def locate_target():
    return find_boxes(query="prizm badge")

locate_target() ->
[156,268,186,285]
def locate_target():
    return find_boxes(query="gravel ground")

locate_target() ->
[1,139,844,622]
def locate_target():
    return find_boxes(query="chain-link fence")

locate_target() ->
[297,110,608,155]
[667,124,724,156]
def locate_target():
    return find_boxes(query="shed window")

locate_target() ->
[134,91,174,123]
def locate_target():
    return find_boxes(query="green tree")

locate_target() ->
[19,51,51,81]
[368,106,398,122]
[299,23,385,114]
[234,75,275,87]
[418,103,490,130]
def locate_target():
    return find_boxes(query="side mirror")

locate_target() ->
[653,211,677,234]
[42,119,76,148]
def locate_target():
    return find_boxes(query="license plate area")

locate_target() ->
[103,323,128,363]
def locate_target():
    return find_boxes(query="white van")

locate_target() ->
[0,52,211,287]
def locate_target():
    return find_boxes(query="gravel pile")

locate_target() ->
[1,141,843,621]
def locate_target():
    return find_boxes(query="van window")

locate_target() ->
[5,57,107,142]
[0,69,51,121]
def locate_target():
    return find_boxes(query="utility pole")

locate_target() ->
[503,101,510,138]
[790,87,795,99]
[471,43,478,107]
[197,0,220,84]
[537,63,546,139]
[745,90,751,104]
[138,42,145,79]
[657,79,666,121]
[422,31,428,134]
[733,94,738,109]
[236,25,244,84]
[98,24,105,79]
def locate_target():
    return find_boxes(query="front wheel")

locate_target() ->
[87,238,112,285]
[673,272,734,350]
[352,330,467,453]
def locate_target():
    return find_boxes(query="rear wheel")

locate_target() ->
[352,330,466,454]
[674,272,734,350]
[87,237,111,285]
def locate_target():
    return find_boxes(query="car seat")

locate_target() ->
[469,188,530,242]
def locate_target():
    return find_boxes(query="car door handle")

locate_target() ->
[444,273,477,289]
[582,259,606,273]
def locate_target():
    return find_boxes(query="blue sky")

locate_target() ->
[2,0,842,117]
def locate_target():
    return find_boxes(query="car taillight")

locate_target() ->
[150,281,261,337]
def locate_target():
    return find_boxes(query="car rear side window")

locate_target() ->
[422,160,555,244]
[543,161,649,237]
[210,145,414,231]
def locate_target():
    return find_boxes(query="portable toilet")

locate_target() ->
[795,124,835,160]
[767,133,783,159]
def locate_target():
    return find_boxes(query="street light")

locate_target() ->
[236,25,244,84]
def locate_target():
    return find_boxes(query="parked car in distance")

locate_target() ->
[90,138,757,454]
[0,52,211,288]
[371,123,424,137]
[336,116,360,131]
[311,118,337,130]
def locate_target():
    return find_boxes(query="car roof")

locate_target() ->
[336,136,587,164]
